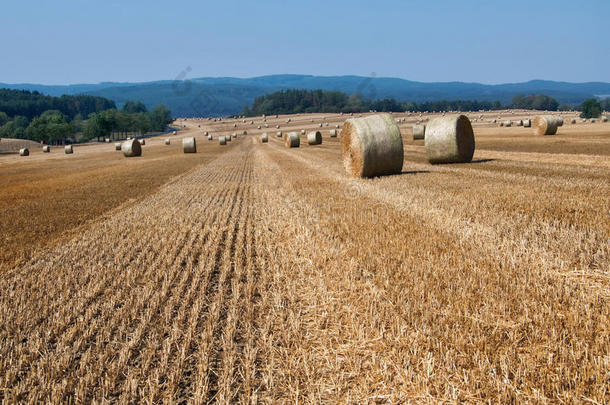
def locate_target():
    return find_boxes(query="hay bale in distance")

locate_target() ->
[65,145,73,154]
[307,131,322,145]
[502,120,512,127]
[329,129,337,138]
[276,131,283,137]
[425,114,475,164]
[115,142,121,151]
[261,133,268,143]
[122,139,142,157]
[165,138,171,145]
[219,136,226,145]
[571,118,577,124]
[412,124,425,140]
[20,148,29,156]
[226,134,232,142]
[533,115,562,135]
[43,145,50,153]
[242,130,247,135]
[208,134,213,140]
[301,129,306,135]
[285,132,300,148]
[523,119,531,127]
[341,113,403,177]
[183,137,197,153]
[140,139,146,145]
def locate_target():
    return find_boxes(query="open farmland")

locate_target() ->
[0,112,609,403]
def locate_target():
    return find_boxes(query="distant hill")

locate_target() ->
[2,75,609,117]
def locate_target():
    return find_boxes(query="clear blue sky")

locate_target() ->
[2,0,607,85]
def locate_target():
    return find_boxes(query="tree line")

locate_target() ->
[242,89,606,117]
[0,89,173,144]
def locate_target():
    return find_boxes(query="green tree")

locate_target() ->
[0,111,9,126]
[149,104,172,131]
[580,98,602,119]
[26,110,72,144]
[122,100,148,114]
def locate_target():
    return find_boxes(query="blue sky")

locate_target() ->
[1,0,607,85]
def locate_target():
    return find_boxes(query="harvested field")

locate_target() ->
[0,113,609,403]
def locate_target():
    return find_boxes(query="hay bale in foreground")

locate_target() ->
[341,113,403,178]
[43,145,50,153]
[219,136,226,145]
[307,131,322,145]
[523,119,531,127]
[412,124,425,140]
[276,131,283,137]
[65,145,73,154]
[533,115,562,135]
[20,148,29,156]
[122,139,142,157]
[115,142,121,151]
[329,129,337,137]
[261,133,268,143]
[285,132,300,148]
[425,114,475,164]
[165,138,171,145]
[183,137,197,153]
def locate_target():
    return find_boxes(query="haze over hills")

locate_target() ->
[2,75,609,117]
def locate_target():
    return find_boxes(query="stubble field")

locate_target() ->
[0,111,608,403]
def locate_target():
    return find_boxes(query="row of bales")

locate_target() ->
[20,144,74,156]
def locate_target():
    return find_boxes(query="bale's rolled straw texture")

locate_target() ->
[122,139,142,157]
[115,142,121,151]
[523,119,531,127]
[219,136,227,145]
[533,115,562,135]
[307,131,322,145]
[412,124,425,140]
[284,132,300,148]
[341,113,404,178]
[183,137,197,153]
[20,148,29,156]
[329,129,337,137]
[425,114,475,164]
[165,138,171,145]
[261,133,269,143]
[43,145,50,153]
[65,145,73,154]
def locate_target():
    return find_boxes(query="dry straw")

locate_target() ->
[219,136,226,145]
[533,115,562,135]
[261,133,268,143]
[425,114,475,164]
[341,113,403,178]
[523,119,531,127]
[329,129,337,137]
[307,131,322,145]
[183,137,197,153]
[412,124,425,140]
[284,132,300,148]
[122,139,142,157]
[65,145,73,154]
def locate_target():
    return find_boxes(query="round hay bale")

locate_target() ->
[412,124,425,140]
[286,118,291,123]
[261,133,269,143]
[276,131,283,137]
[65,145,73,154]
[208,134,213,140]
[329,129,337,137]
[165,138,171,145]
[516,120,523,126]
[42,145,50,153]
[140,139,146,146]
[523,119,531,127]
[591,119,596,123]
[425,114,475,164]
[307,131,322,145]
[242,130,247,135]
[285,132,300,148]
[571,118,577,124]
[341,113,403,178]
[115,142,121,151]
[257,125,261,130]
[533,115,562,135]
[502,120,512,127]
[172,131,177,135]
[301,129,306,135]
[226,134,232,142]
[20,148,29,156]
[276,125,280,129]
[318,123,323,127]
[234,123,237,128]
[183,137,197,153]
[336,124,340,128]
[204,131,209,136]
[105,138,110,143]
[602,116,608,122]
[325,122,329,127]
[233,133,238,138]
[219,136,227,145]
[499,121,505,127]
[122,139,142,157]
